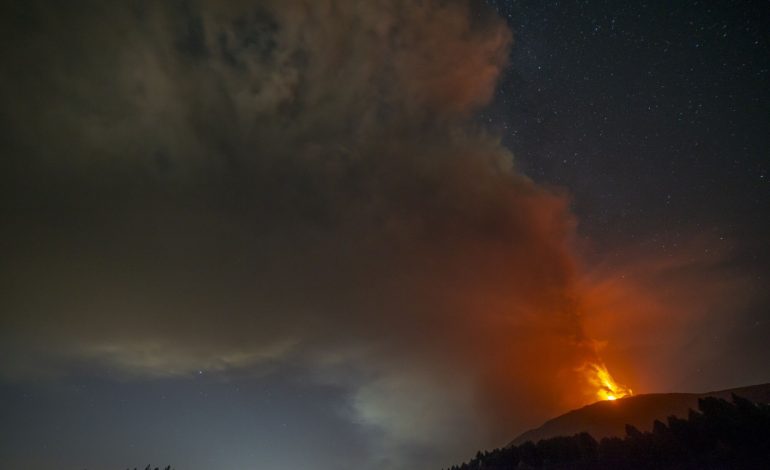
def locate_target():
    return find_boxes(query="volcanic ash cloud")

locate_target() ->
[0,0,619,460]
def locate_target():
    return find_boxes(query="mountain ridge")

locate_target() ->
[509,382,770,446]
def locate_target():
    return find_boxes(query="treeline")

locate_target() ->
[125,466,173,470]
[448,395,770,469]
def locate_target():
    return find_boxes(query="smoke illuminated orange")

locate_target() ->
[583,361,633,402]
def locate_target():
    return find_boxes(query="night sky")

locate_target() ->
[1,1,768,470]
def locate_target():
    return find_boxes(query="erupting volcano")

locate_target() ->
[583,361,633,402]
[1,1,768,469]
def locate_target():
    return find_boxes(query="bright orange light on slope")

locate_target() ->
[583,361,633,402]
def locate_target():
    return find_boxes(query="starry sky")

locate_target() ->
[0,1,768,469]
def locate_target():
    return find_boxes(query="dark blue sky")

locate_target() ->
[487,0,769,246]
[1,369,379,470]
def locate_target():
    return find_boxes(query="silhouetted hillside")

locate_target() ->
[124,466,174,470]
[511,383,770,445]
[448,393,770,470]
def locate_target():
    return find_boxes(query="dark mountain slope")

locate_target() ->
[510,383,770,446]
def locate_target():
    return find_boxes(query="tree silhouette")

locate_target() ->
[448,394,770,469]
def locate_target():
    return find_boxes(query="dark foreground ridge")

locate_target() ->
[512,383,770,446]
[125,466,174,470]
[447,394,770,469]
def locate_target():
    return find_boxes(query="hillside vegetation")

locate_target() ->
[448,395,770,469]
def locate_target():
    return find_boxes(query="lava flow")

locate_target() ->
[583,361,633,402]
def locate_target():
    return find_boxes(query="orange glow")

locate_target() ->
[583,361,633,402]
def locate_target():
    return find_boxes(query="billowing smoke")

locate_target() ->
[3,1,750,468]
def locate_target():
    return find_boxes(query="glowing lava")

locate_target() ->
[584,361,633,402]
